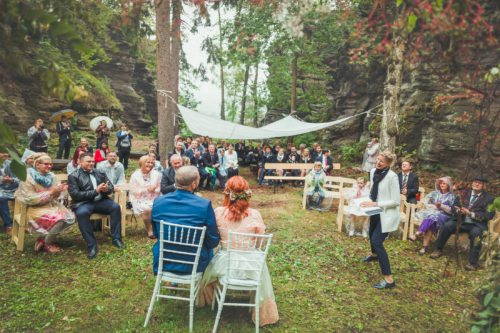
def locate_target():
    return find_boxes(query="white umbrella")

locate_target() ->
[90,116,113,131]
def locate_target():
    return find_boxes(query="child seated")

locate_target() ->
[306,162,326,211]
[344,177,370,237]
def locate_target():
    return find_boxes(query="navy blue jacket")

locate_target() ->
[151,189,220,275]
[115,130,134,149]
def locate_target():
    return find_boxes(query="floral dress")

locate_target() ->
[129,169,161,215]
[415,177,456,235]
[18,172,76,235]
[197,207,279,327]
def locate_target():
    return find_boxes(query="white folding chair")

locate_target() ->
[143,221,207,332]
[212,231,273,333]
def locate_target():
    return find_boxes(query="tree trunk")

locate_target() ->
[239,63,250,125]
[290,52,299,113]
[171,0,182,135]
[288,52,299,144]
[156,0,174,167]
[218,5,225,120]
[380,8,403,152]
[252,64,259,127]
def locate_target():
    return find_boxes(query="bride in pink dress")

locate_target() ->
[197,176,279,327]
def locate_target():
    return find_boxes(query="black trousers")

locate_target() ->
[75,199,122,247]
[435,220,484,264]
[369,214,391,275]
[227,168,239,180]
[118,147,131,170]
[56,140,72,159]
[246,154,256,165]
[236,151,246,166]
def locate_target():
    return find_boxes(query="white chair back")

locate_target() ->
[158,221,207,277]
[225,231,273,285]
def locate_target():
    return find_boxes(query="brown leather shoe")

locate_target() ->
[5,227,12,235]
[465,263,478,271]
[430,249,443,259]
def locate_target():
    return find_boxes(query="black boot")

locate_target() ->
[280,182,284,189]
[316,197,324,211]
[307,196,315,210]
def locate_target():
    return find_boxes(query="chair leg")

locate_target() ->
[121,214,126,237]
[213,283,228,333]
[211,285,217,311]
[254,289,260,333]
[189,281,197,332]
[17,221,26,252]
[11,220,19,245]
[144,275,162,327]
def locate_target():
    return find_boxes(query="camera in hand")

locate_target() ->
[39,125,44,129]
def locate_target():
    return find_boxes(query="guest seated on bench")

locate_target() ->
[345,177,370,237]
[258,146,274,189]
[0,152,20,235]
[67,148,86,175]
[430,175,496,271]
[300,148,312,179]
[97,150,126,192]
[21,149,36,168]
[287,146,302,187]
[224,143,239,180]
[130,155,162,239]
[161,154,183,195]
[306,162,326,211]
[68,152,126,259]
[317,149,333,176]
[18,153,76,253]
[245,141,256,165]
[274,148,287,189]
[409,176,456,255]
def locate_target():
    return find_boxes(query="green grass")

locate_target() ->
[0,168,479,332]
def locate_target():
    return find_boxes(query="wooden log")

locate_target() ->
[51,159,70,171]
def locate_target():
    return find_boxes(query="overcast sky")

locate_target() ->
[181,6,267,119]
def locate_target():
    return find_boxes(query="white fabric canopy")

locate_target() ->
[178,105,357,139]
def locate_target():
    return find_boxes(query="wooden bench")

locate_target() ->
[302,175,355,210]
[264,163,341,195]
[408,198,500,259]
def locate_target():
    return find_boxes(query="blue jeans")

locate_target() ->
[258,169,273,185]
[0,198,13,229]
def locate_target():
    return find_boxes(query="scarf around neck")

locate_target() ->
[277,154,284,161]
[29,167,54,188]
[370,167,390,202]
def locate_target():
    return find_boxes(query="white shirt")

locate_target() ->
[224,151,238,170]
[87,170,102,201]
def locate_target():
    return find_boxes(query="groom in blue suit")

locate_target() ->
[151,166,220,275]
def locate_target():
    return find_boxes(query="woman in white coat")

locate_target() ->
[360,150,400,289]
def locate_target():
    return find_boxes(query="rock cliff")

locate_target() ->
[265,0,500,173]
[0,31,157,138]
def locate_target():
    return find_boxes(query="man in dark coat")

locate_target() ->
[202,144,223,190]
[56,115,74,159]
[151,166,220,275]
[68,152,126,259]
[431,175,496,271]
[235,139,246,167]
[397,160,419,204]
[160,154,183,195]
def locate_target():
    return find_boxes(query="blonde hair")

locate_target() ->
[379,149,397,166]
[33,153,50,166]
[182,156,191,165]
[357,177,365,183]
[138,155,156,168]
[314,161,322,168]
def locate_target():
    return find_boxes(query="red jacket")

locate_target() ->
[95,148,110,164]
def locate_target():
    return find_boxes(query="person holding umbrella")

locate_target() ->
[56,115,74,159]
[95,120,110,149]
